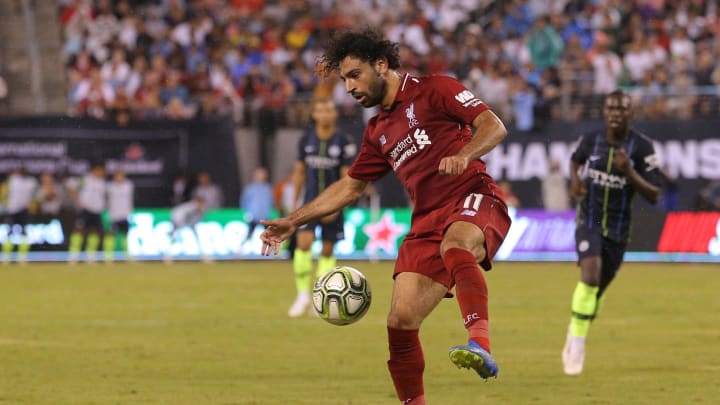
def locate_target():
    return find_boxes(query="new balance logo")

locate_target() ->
[455,90,475,103]
[413,128,431,149]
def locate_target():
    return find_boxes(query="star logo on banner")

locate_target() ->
[362,212,407,255]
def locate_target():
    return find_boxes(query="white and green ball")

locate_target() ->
[312,266,372,326]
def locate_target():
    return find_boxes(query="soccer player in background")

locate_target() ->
[164,196,207,264]
[69,163,107,264]
[287,97,357,318]
[260,29,510,404]
[562,90,661,375]
[1,167,38,264]
[105,169,134,262]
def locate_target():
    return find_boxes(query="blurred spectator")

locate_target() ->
[34,171,64,219]
[527,16,564,71]
[510,76,536,132]
[589,32,622,95]
[106,169,134,262]
[498,180,521,209]
[240,166,274,236]
[193,171,223,209]
[698,181,720,211]
[54,0,720,123]
[171,170,192,206]
[542,160,570,212]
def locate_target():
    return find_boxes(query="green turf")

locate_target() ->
[0,261,718,404]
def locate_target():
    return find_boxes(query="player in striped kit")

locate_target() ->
[68,163,107,264]
[105,169,134,262]
[562,90,662,375]
[287,97,357,317]
[1,167,38,264]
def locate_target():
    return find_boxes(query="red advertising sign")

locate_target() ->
[657,212,720,253]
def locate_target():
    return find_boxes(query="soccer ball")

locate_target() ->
[312,266,372,326]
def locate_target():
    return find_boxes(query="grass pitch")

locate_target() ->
[0,260,718,404]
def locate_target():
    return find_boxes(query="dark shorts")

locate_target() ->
[5,209,30,227]
[111,219,130,234]
[395,194,511,290]
[298,211,345,242]
[575,227,627,278]
[75,209,103,230]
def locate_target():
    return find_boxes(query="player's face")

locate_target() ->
[311,100,338,126]
[339,56,387,108]
[603,95,632,130]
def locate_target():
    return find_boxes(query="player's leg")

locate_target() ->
[592,238,627,319]
[387,272,448,405]
[104,222,117,263]
[316,215,343,278]
[442,194,510,379]
[84,213,103,263]
[68,211,87,264]
[15,211,31,264]
[118,220,130,261]
[563,231,603,375]
[442,221,500,379]
[317,240,336,275]
[2,216,16,263]
[288,227,315,317]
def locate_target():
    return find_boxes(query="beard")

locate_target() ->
[359,71,386,108]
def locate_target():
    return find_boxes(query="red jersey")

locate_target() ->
[348,74,503,217]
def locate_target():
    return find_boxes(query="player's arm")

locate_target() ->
[289,175,366,225]
[569,160,587,201]
[291,161,305,211]
[261,176,367,255]
[439,110,507,176]
[612,148,660,204]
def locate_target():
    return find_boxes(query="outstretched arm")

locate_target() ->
[438,109,508,175]
[260,175,368,255]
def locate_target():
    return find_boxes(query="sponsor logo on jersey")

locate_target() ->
[405,103,419,128]
[388,129,433,171]
[586,168,627,189]
[379,134,387,146]
[304,155,340,169]
[461,209,477,216]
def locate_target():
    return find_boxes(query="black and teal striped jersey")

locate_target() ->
[298,127,357,203]
[571,128,662,243]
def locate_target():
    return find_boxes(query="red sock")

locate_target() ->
[444,247,491,352]
[387,327,424,403]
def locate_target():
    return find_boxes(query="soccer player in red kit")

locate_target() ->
[260,29,511,405]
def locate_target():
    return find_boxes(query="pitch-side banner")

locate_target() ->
[3,209,717,262]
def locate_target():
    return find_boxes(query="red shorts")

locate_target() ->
[394,193,511,290]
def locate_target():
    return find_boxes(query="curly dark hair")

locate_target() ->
[317,28,400,77]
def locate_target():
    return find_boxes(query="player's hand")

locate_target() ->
[612,148,631,173]
[438,154,469,176]
[570,178,587,201]
[259,218,296,256]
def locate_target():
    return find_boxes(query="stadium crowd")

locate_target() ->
[56,0,720,129]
